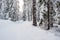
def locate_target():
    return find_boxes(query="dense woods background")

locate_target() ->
[0,0,60,30]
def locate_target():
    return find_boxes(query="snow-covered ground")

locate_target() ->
[0,19,60,40]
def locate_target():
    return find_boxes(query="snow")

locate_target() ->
[0,19,60,40]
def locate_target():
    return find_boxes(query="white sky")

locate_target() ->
[18,0,24,12]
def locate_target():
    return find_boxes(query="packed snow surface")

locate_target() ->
[0,19,60,40]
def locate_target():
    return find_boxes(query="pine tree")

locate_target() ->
[0,2,2,9]
[39,0,46,25]
[1,0,9,20]
[23,0,27,21]
[56,1,60,25]
[0,0,2,19]
[37,0,45,22]
[8,0,19,21]
[42,0,54,30]
[39,0,56,30]
[23,0,33,21]
[33,0,37,26]
[46,0,56,30]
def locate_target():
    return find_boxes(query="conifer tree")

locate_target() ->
[56,1,60,25]
[33,0,37,26]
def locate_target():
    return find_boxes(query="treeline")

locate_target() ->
[0,0,60,30]
[23,0,60,30]
[0,0,19,21]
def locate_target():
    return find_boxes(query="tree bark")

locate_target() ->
[47,0,50,30]
[32,0,37,26]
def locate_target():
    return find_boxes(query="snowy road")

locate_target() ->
[0,20,60,40]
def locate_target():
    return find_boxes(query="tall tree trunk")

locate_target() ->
[47,0,50,30]
[32,0,37,26]
[28,10,30,21]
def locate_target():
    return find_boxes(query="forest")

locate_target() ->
[0,0,60,30]
[0,0,60,40]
